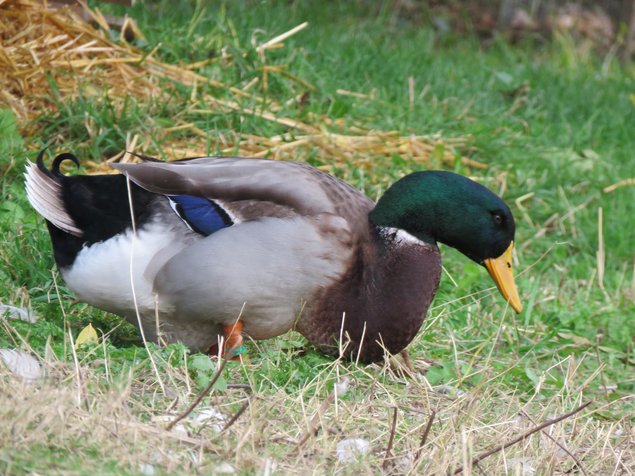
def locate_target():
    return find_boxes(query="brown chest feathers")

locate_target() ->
[297,229,441,363]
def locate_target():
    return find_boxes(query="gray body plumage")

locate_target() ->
[26,155,441,361]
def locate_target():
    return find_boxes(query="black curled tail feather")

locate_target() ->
[52,153,80,176]
[36,149,81,179]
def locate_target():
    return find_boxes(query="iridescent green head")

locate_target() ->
[370,171,522,312]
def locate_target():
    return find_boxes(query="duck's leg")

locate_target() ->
[399,349,415,375]
[388,349,415,378]
[222,321,247,362]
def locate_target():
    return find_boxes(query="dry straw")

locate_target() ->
[0,0,482,174]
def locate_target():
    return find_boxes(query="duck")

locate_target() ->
[25,151,522,363]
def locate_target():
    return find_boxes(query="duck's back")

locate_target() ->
[25,154,377,351]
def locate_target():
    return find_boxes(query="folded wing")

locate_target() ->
[112,157,374,235]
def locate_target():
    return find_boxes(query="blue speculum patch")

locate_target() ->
[168,195,233,236]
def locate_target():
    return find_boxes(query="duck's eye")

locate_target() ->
[493,213,503,225]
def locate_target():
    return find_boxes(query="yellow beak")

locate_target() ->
[484,241,522,313]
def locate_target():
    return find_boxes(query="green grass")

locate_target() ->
[1,1,634,474]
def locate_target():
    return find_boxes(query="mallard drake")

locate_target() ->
[25,152,521,363]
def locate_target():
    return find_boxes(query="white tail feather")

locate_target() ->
[24,161,83,236]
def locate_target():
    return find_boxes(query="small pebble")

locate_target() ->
[0,304,36,323]
[336,438,370,463]
[0,349,42,383]
[214,462,236,474]
[190,407,226,432]
[334,378,350,397]
[434,384,465,397]
[507,457,536,475]
[138,463,156,476]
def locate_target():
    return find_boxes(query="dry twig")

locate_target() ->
[166,355,231,431]
[382,406,399,470]
[603,178,635,193]
[520,409,589,476]
[221,397,252,433]
[414,409,436,463]
[451,400,593,475]
[295,378,349,451]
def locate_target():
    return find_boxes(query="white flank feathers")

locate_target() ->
[61,221,187,316]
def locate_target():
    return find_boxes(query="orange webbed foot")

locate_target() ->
[223,321,248,363]
[207,321,248,363]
